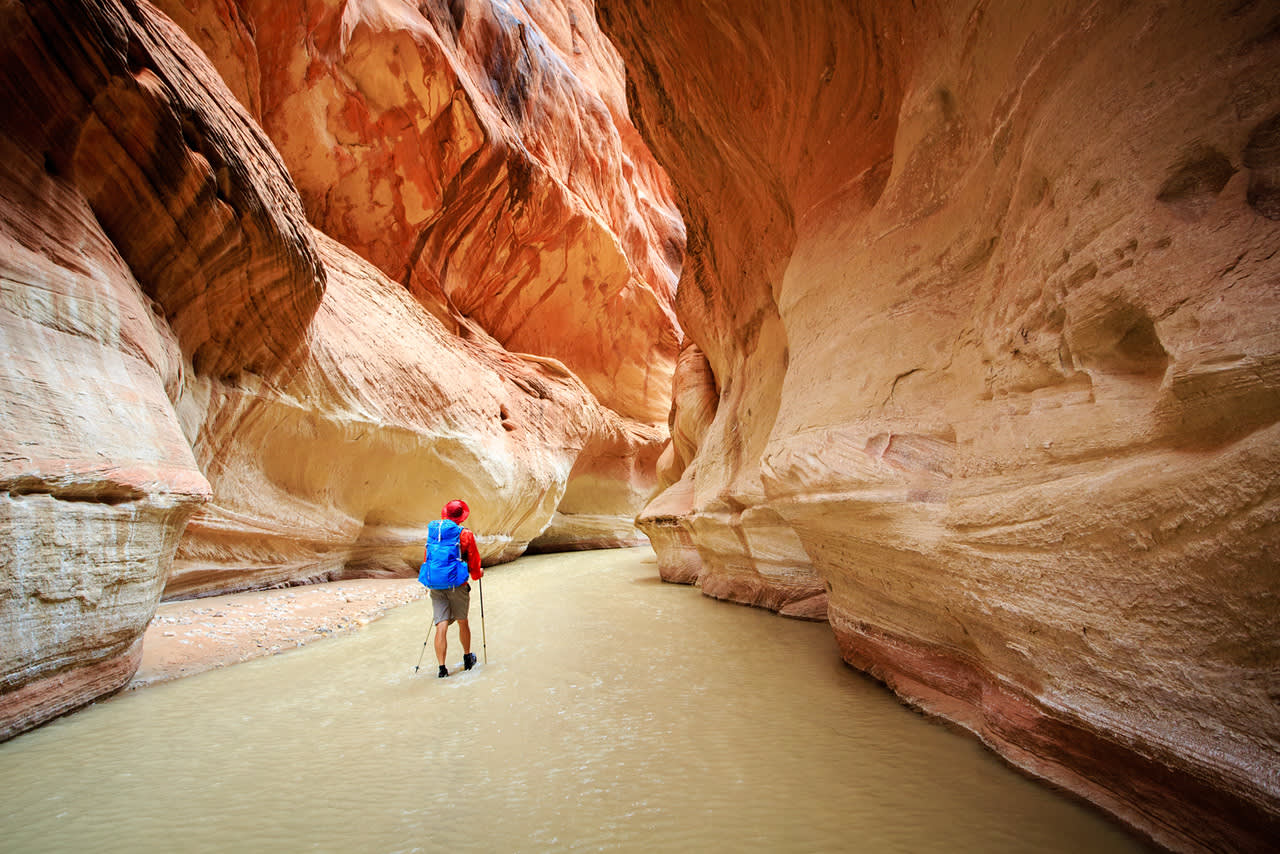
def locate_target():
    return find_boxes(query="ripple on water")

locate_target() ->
[0,549,1145,853]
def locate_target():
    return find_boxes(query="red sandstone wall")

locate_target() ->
[153,0,681,425]
[150,0,685,566]
[602,0,1280,850]
[0,0,680,739]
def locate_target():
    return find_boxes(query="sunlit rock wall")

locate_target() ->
[167,227,648,598]
[603,0,1280,850]
[0,130,210,741]
[0,0,314,738]
[1,0,679,739]
[150,0,683,561]
[154,0,682,425]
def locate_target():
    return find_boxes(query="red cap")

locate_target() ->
[442,500,469,522]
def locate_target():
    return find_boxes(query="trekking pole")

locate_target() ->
[479,577,487,664]
[413,622,432,674]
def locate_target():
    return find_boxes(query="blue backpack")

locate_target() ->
[419,519,468,589]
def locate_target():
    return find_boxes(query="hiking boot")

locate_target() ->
[437,664,449,678]
[463,652,477,671]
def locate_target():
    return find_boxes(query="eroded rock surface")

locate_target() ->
[0,0,272,739]
[605,0,1280,850]
[2,0,678,739]
[154,0,682,425]
[169,227,647,598]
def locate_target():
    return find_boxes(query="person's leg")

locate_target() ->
[431,590,453,667]
[445,585,472,654]
[452,586,477,670]
[434,619,451,665]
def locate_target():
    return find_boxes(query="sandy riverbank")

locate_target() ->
[128,578,428,689]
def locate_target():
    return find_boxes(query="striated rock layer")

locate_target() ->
[603,0,1280,850]
[1,0,679,740]
[153,0,682,425]
[147,0,684,569]
[0,0,307,741]
[167,226,657,599]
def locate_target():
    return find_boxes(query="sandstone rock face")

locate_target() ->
[527,415,666,553]
[604,0,1280,850]
[0,139,206,732]
[0,0,259,739]
[169,226,645,597]
[148,0,683,565]
[154,0,682,425]
[2,0,678,739]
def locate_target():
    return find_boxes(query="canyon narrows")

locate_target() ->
[600,0,1280,851]
[1,0,680,740]
[1,0,1278,851]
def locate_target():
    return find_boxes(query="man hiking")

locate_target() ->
[419,499,483,677]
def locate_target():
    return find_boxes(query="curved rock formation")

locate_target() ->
[149,0,684,560]
[0,127,211,741]
[639,341,718,584]
[0,0,288,738]
[168,227,651,598]
[1,0,679,740]
[154,0,682,425]
[605,0,1280,850]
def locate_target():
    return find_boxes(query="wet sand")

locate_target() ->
[129,578,427,689]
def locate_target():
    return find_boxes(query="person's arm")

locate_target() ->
[460,529,483,579]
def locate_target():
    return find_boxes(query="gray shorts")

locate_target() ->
[430,583,470,624]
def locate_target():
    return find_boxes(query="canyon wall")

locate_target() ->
[1,0,680,739]
[154,0,681,426]
[601,0,1280,850]
[150,0,683,564]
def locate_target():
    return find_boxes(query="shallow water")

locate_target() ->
[0,548,1144,853]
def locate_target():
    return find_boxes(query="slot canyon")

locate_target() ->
[0,0,1277,851]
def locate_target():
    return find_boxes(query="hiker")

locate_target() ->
[419,499,483,677]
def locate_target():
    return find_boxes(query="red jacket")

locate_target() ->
[459,529,483,579]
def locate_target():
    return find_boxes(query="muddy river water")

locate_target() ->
[0,548,1145,852]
